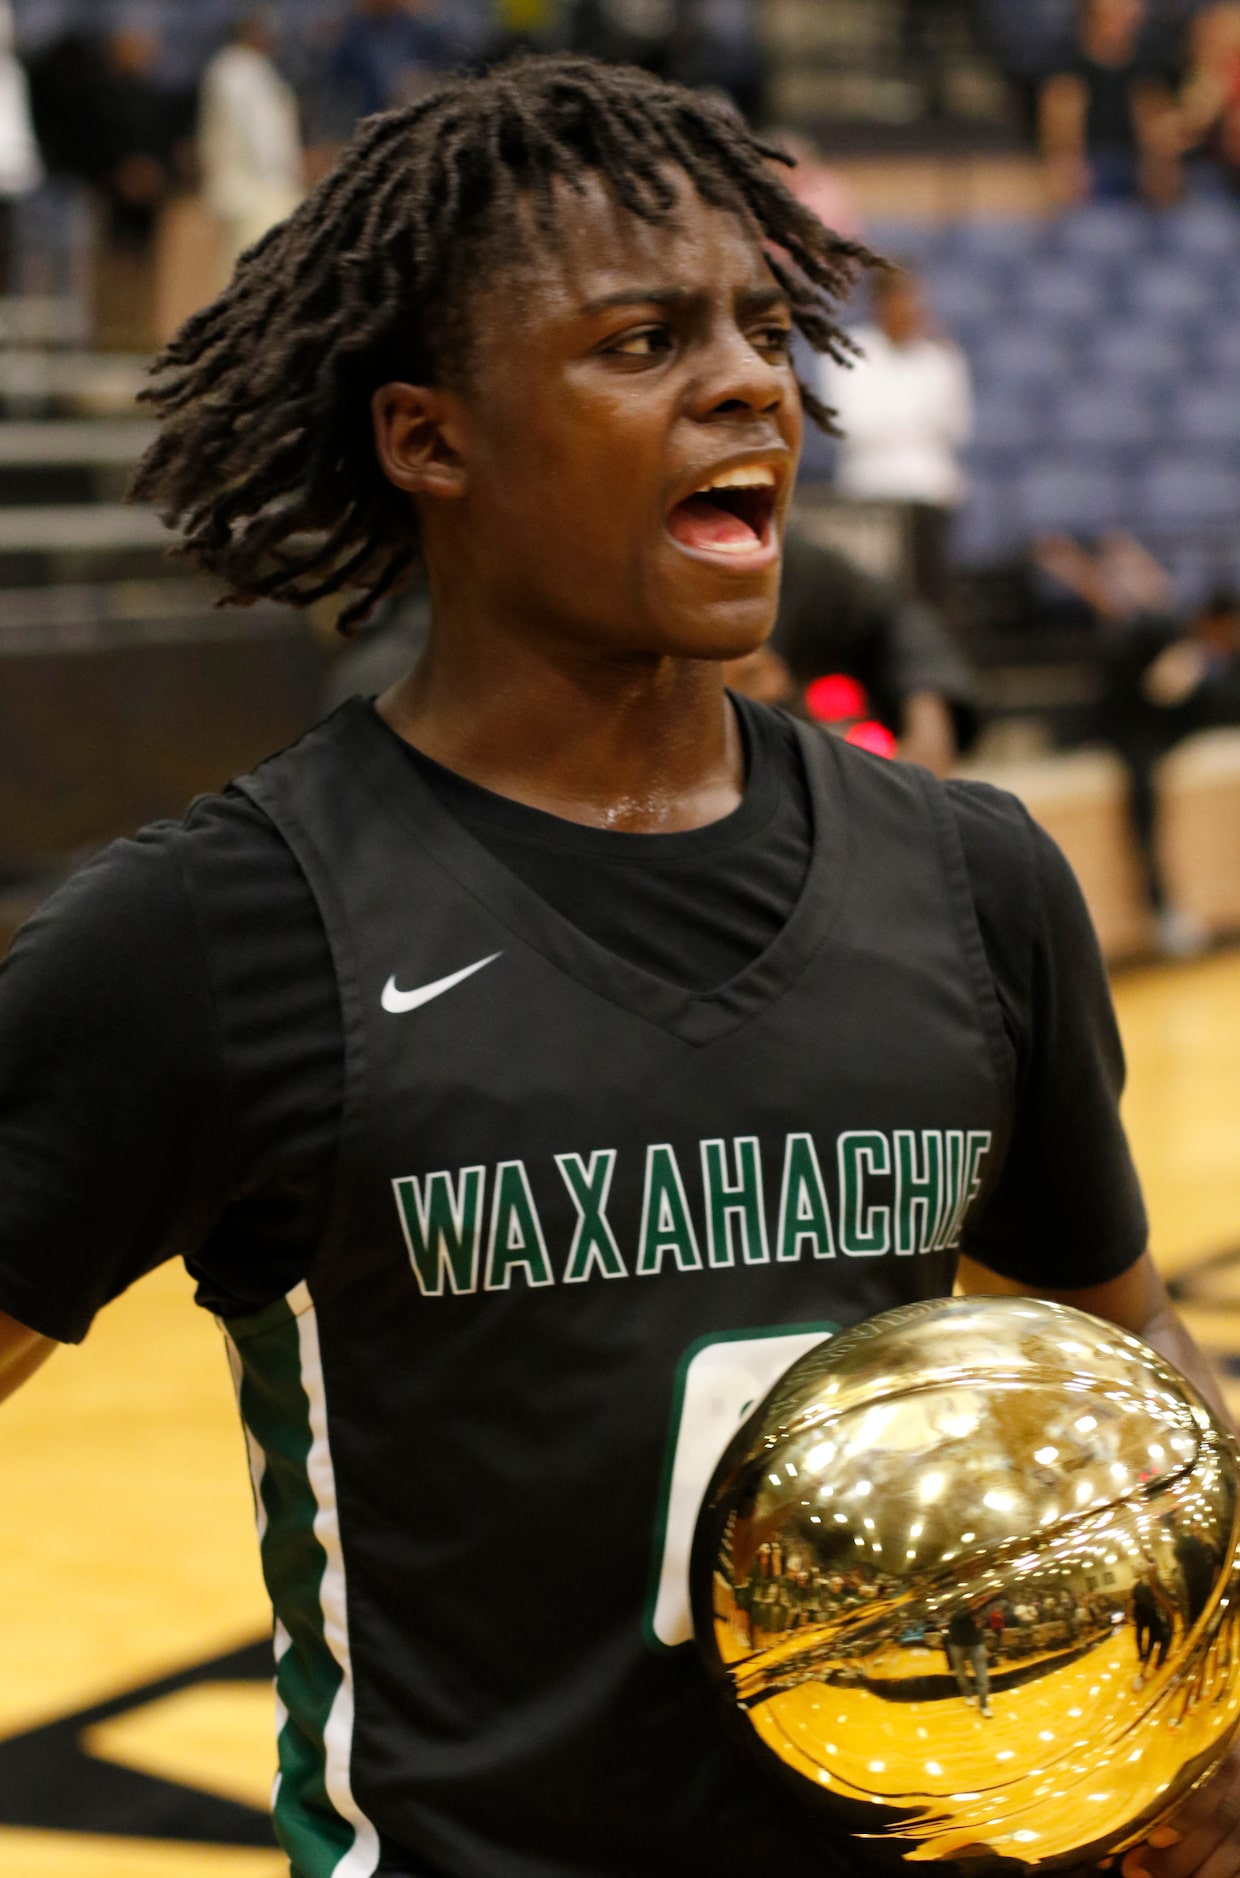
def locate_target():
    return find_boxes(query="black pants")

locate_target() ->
[905,502,956,617]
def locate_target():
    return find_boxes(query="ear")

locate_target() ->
[371,382,469,500]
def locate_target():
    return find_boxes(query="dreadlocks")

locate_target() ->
[131,54,875,633]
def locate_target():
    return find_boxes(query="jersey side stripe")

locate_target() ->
[227,1297,379,1878]
[225,1333,269,1546]
[296,1300,381,1878]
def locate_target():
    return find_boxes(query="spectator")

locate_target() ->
[0,0,42,292]
[332,0,452,122]
[25,31,98,184]
[822,265,973,615]
[725,527,979,777]
[900,0,973,121]
[1039,0,1182,205]
[1180,1,1240,192]
[671,1,766,121]
[94,25,184,246]
[90,22,191,349]
[200,10,303,269]
[1037,534,1240,954]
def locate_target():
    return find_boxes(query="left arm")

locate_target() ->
[956,1247,1234,1433]
[958,1250,1240,1878]
[954,804,1240,1877]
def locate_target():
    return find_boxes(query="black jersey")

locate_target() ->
[224,697,1015,1878]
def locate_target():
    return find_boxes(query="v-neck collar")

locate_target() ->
[335,696,849,1048]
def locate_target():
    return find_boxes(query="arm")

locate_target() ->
[1133,77,1184,206]
[1039,72,1091,205]
[899,690,958,776]
[956,1247,1234,1431]
[958,1255,1240,1878]
[0,1309,56,1405]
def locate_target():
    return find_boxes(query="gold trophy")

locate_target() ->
[691,1296,1240,1869]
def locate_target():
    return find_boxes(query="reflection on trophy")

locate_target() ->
[690,1296,1240,1870]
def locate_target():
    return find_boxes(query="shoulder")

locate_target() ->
[941,774,1066,943]
[2,786,298,1018]
[941,776,1094,1049]
[942,776,1082,916]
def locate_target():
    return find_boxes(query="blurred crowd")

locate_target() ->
[0,1,766,335]
[1,0,1238,958]
[1030,0,1240,205]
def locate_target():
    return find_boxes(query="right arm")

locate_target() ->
[0,1309,56,1405]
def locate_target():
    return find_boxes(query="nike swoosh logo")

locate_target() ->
[381,952,502,1015]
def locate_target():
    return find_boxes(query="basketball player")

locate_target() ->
[0,55,1235,1878]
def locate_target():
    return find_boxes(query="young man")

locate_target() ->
[0,53,1235,1878]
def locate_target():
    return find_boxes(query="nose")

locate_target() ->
[691,325,785,423]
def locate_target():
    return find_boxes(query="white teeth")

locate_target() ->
[694,463,776,494]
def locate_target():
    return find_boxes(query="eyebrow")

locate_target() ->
[580,285,791,317]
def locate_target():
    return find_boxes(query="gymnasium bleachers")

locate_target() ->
[857,200,1240,602]
[0,296,326,946]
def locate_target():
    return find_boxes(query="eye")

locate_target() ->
[754,324,793,358]
[606,325,673,359]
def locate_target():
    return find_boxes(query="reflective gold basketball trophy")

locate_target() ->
[692,1297,1240,1869]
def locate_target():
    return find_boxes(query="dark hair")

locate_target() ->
[132,53,875,632]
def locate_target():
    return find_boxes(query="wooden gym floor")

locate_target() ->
[0,952,1238,1876]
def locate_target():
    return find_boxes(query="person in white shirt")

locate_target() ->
[0,0,42,292]
[200,10,302,270]
[823,264,973,612]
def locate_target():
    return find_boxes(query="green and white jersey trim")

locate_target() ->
[223,1281,380,1878]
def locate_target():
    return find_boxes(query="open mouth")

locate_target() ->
[667,467,778,558]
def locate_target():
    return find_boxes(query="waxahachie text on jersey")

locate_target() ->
[393,1128,993,1298]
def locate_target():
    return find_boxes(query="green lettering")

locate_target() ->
[393,1166,485,1297]
[940,1130,993,1249]
[838,1131,891,1258]
[637,1144,703,1276]
[701,1136,769,1267]
[484,1160,555,1291]
[775,1133,835,1262]
[894,1130,944,1257]
[556,1150,627,1283]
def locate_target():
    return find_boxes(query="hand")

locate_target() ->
[1142,642,1208,709]
[1120,1741,1240,1878]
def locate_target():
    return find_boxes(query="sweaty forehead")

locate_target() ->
[477,169,775,330]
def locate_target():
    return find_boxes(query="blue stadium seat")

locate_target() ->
[1165,383,1240,462]
[864,223,945,271]
[1133,456,1240,534]
[970,393,1053,466]
[1155,201,1240,268]
[1200,324,1240,376]
[1088,327,1190,392]
[1046,203,1156,266]
[925,270,1010,341]
[952,482,1022,566]
[935,220,1045,272]
[1054,385,1162,461]
[974,328,1072,393]
[1022,270,1111,332]
[1126,265,1217,333]
[1013,461,1130,536]
[1163,544,1215,613]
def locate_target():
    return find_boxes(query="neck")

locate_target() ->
[377,591,746,835]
